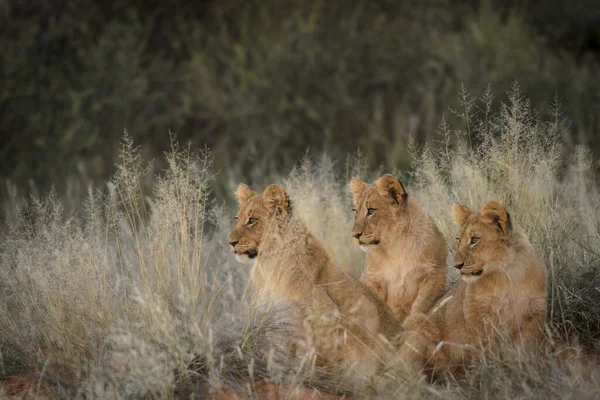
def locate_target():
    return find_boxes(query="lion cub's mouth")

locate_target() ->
[233,248,258,262]
[460,269,483,279]
[357,238,381,253]
[244,249,258,259]
[235,248,258,258]
[358,239,381,246]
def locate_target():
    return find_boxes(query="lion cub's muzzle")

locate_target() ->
[454,262,483,278]
[229,240,259,261]
[354,233,381,250]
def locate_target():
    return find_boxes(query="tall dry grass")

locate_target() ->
[0,87,598,398]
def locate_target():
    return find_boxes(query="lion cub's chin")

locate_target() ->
[235,253,256,263]
[358,244,377,253]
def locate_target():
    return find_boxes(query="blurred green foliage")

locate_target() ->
[1,0,599,201]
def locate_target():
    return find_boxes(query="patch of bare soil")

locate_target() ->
[1,374,56,400]
[174,378,354,399]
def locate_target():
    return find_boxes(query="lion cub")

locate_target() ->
[399,201,548,375]
[349,174,447,322]
[228,183,402,379]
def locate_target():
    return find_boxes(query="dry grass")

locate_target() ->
[0,88,599,398]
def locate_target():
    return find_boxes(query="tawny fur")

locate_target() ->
[398,201,548,376]
[349,174,448,323]
[228,183,403,380]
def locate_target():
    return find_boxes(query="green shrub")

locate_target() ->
[3,0,599,206]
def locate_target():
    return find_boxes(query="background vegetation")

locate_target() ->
[1,0,600,217]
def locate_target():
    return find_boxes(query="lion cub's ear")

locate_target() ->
[481,201,511,235]
[234,183,257,206]
[349,178,366,203]
[263,184,290,215]
[375,174,407,205]
[452,203,472,227]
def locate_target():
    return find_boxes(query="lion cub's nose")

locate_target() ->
[453,262,464,270]
[353,232,362,239]
[229,240,239,247]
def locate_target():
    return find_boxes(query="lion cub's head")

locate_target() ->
[452,201,513,282]
[228,183,292,263]
[348,174,408,252]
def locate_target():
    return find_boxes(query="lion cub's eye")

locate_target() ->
[247,217,258,226]
[470,236,480,245]
[351,208,357,215]
[367,208,376,216]
[234,216,238,221]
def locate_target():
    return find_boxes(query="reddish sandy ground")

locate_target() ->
[1,374,351,400]
[1,374,56,400]
[1,351,597,399]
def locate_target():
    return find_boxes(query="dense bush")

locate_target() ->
[1,0,599,209]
